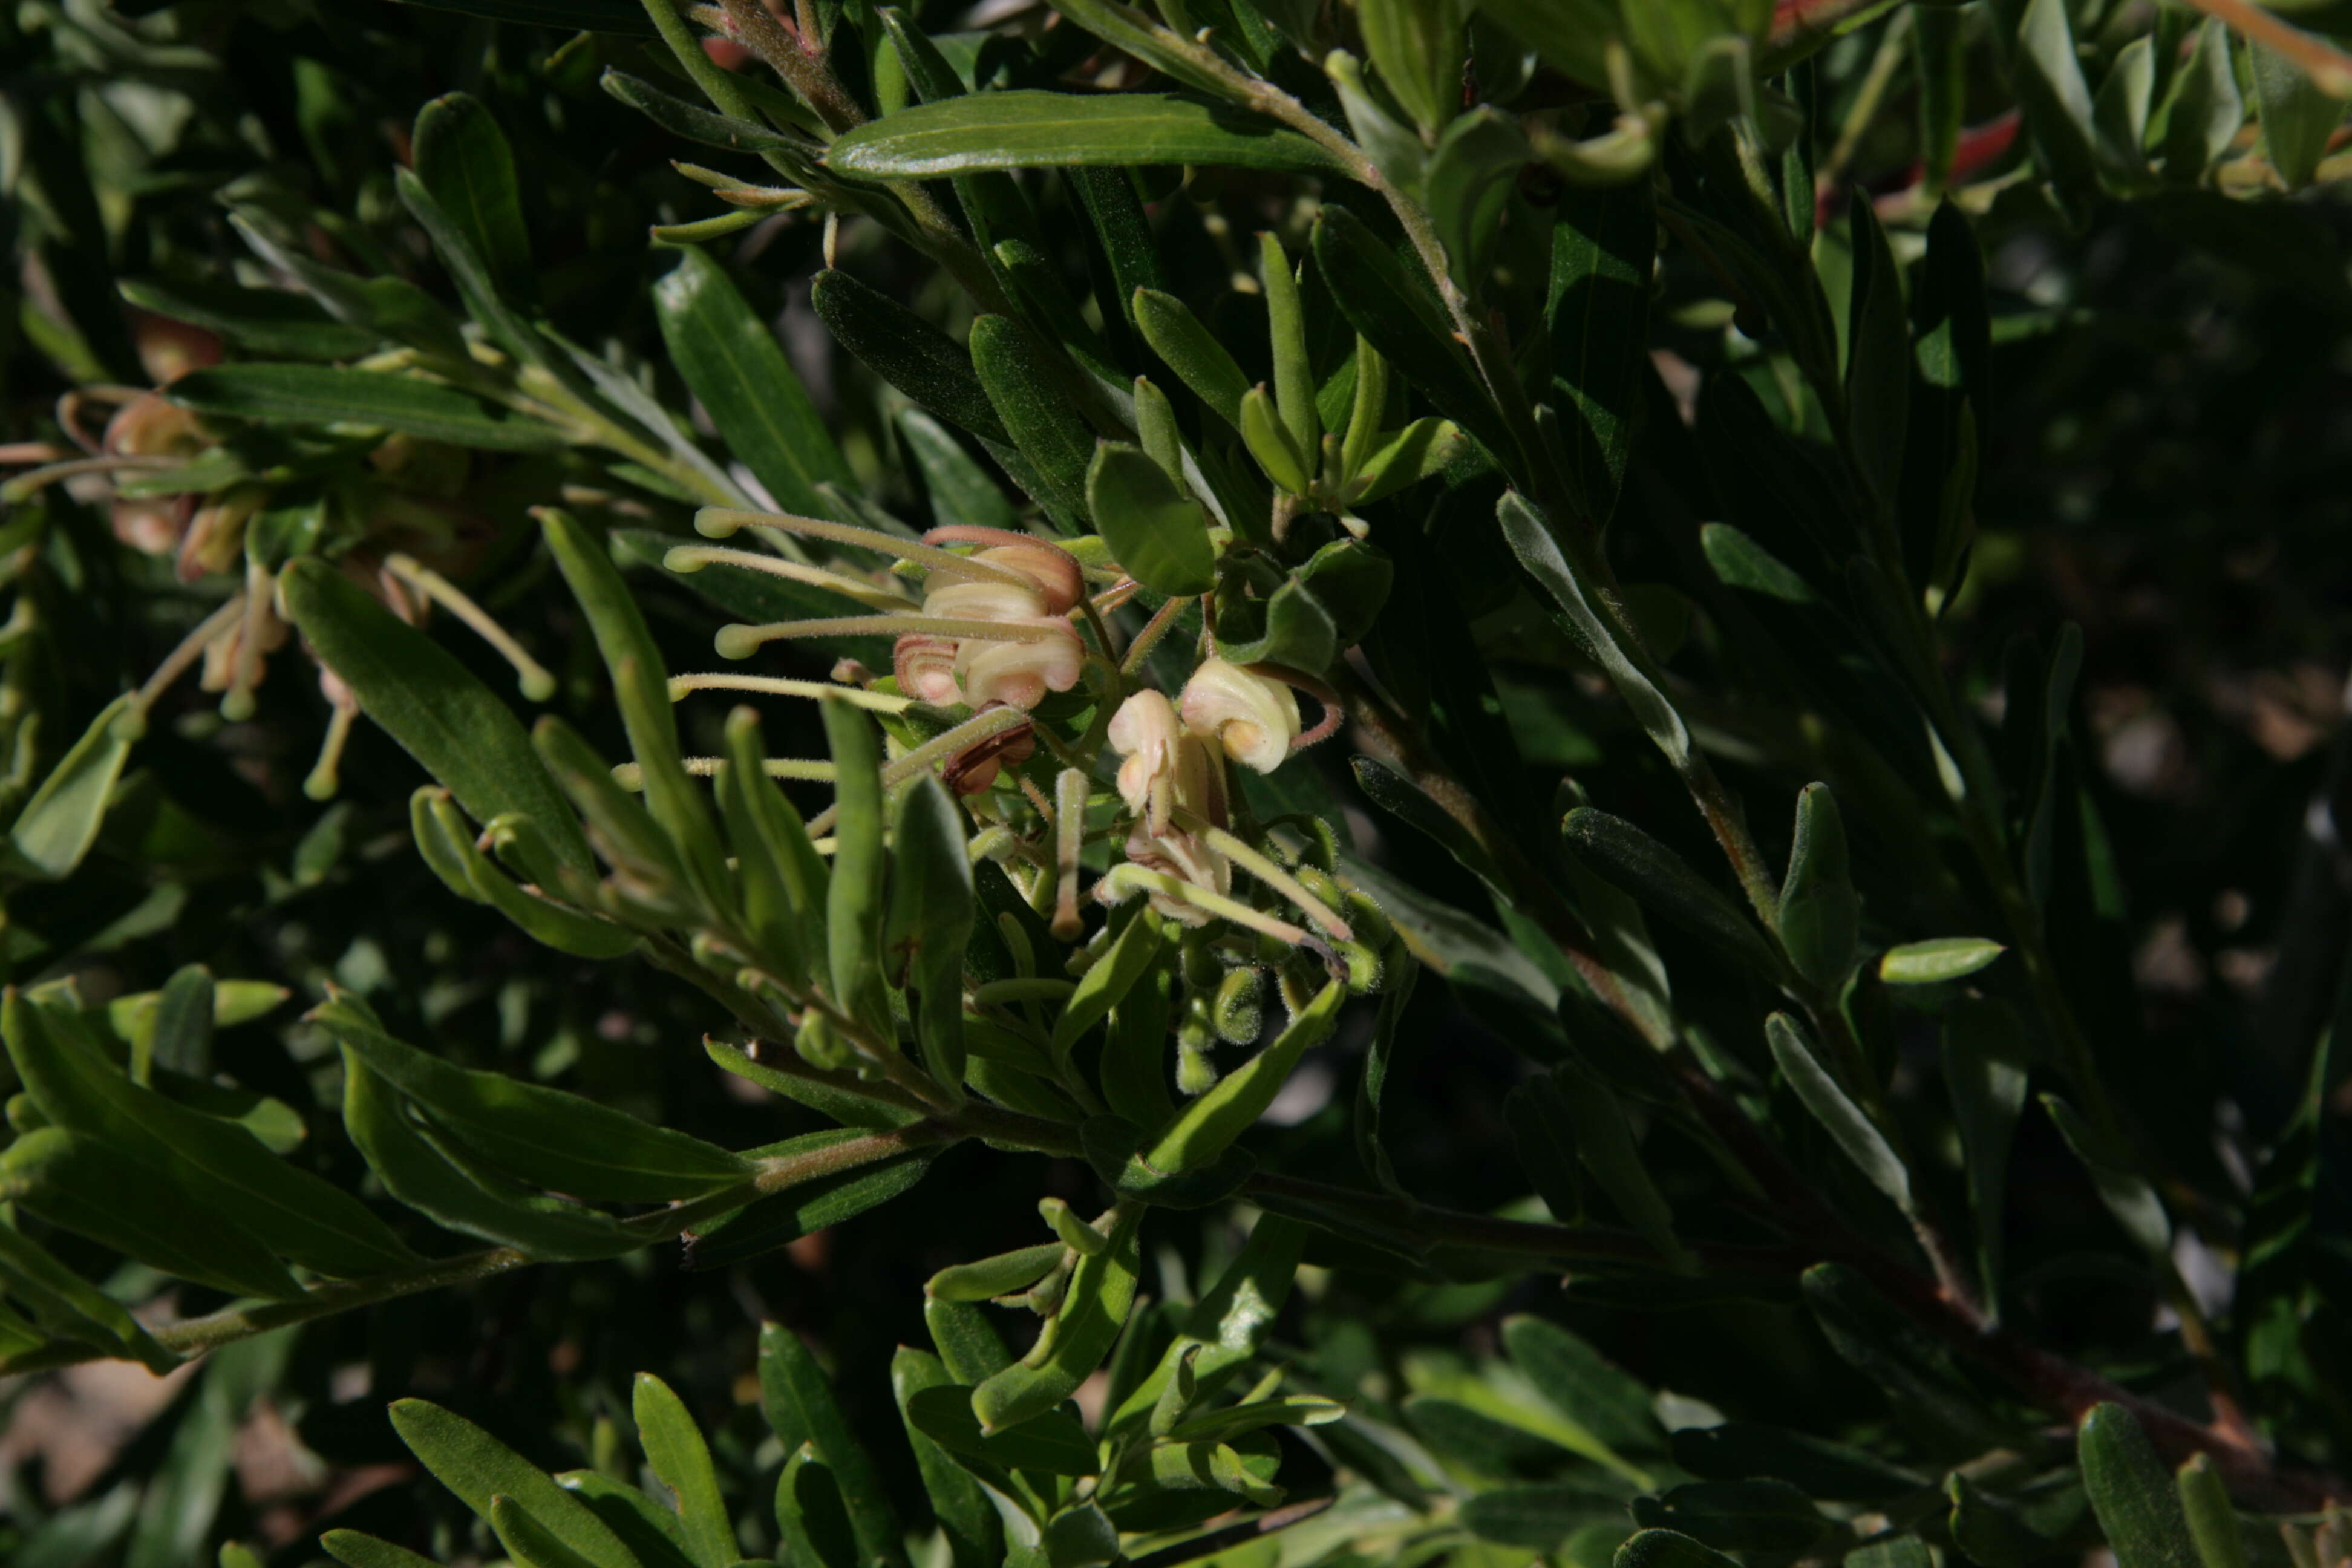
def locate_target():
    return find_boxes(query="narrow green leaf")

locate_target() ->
[3,993,416,1278]
[2174,1454,2248,1568]
[656,247,852,516]
[759,1324,907,1568]
[892,1350,1005,1568]
[146,964,215,1082]
[1670,1421,1924,1501]
[2043,1094,2171,1255]
[171,365,560,449]
[827,93,1348,178]
[2157,21,2242,183]
[773,1448,859,1568]
[413,791,638,959]
[1613,1529,1743,1568]
[1347,417,1464,505]
[1801,1263,2009,1450]
[634,1375,736,1568]
[1844,195,1909,505]
[0,1126,302,1300]
[555,1472,700,1568]
[906,1384,1100,1475]
[2250,41,2346,191]
[322,1531,448,1568]
[1053,905,1168,1059]
[280,558,590,888]
[1465,1483,1633,1549]
[1878,936,2005,984]
[117,277,376,360]
[1502,1315,1664,1457]
[686,1132,942,1271]
[490,1495,612,1568]
[390,1400,636,1568]
[972,1204,1143,1432]
[1777,784,1858,989]
[886,775,973,1102]
[902,408,1018,532]
[811,269,1009,445]
[10,695,138,879]
[1146,981,1343,1173]
[822,698,891,1038]
[1765,1013,1911,1213]
[1942,996,2027,1309]
[1135,288,1251,429]
[2078,1404,2200,1568]
[970,313,1097,528]
[1240,385,1313,494]
[413,93,534,302]
[542,508,733,910]
[0,1223,176,1373]
[1629,1481,1826,1553]
[313,994,754,1203]
[1089,443,1215,595]
[1563,809,1775,973]
[1315,203,1512,459]
[340,1055,637,1259]
[719,708,826,987]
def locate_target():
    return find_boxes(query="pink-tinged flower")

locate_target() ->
[894,634,962,706]
[1180,659,1300,773]
[924,529,1083,615]
[1111,690,1183,832]
[1120,822,1232,926]
[941,719,1035,795]
[922,577,1050,624]
[956,620,1083,710]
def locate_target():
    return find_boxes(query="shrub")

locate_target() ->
[0,1,2347,1566]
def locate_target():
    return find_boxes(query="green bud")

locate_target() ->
[1177,1037,1219,1097]
[1039,1197,1109,1257]
[1344,889,1394,950]
[1213,968,1264,1045]
[794,1011,854,1072]
[1338,940,1384,994]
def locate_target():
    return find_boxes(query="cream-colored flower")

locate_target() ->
[956,620,1084,710]
[926,542,1081,615]
[923,577,1049,624]
[1110,690,1182,831]
[1180,659,1299,773]
[893,634,962,706]
[1120,822,1232,926]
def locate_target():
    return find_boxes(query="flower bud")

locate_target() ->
[929,543,1082,615]
[1177,1034,1218,1096]
[1180,658,1299,774]
[1213,967,1264,1044]
[103,390,207,459]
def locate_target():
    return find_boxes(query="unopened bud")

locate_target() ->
[1214,967,1264,1044]
[1177,1036,1219,1096]
[794,1012,854,1071]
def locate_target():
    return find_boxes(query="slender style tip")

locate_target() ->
[519,669,557,703]
[662,546,707,573]
[714,624,763,661]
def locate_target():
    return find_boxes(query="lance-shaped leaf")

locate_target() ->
[970,313,1096,528]
[2043,1094,2170,1256]
[1135,288,1251,429]
[339,1056,637,1261]
[1146,981,1343,1174]
[1313,203,1513,460]
[773,1447,859,1568]
[1052,907,1166,1059]
[313,993,753,1203]
[281,557,589,889]
[759,1323,908,1568]
[411,790,638,959]
[171,365,561,450]
[1878,936,2004,984]
[1671,1422,1924,1501]
[1464,1483,1636,1549]
[543,508,733,912]
[1563,809,1777,974]
[1801,1264,2010,1450]
[2250,41,2347,192]
[887,775,973,1103]
[686,1130,942,1271]
[390,1400,636,1568]
[1843,194,1909,506]
[1777,784,1858,990]
[1765,1013,1912,1214]
[656,246,852,517]
[10,694,138,879]
[972,1204,1143,1432]
[811,269,1009,445]
[822,698,892,1040]
[413,92,534,302]
[826,93,1348,178]
[1089,442,1215,596]
[906,1384,1100,1475]
[892,1350,1005,1568]
[1942,996,2027,1310]
[2078,1404,2200,1568]
[0,1126,302,1300]
[117,277,375,360]
[1615,1529,1745,1568]
[633,1375,735,1568]
[0,1223,177,1373]
[1632,1480,1828,1553]
[1546,175,1653,524]
[4,995,411,1279]
[1502,1315,1664,1458]
[2173,1454,2247,1568]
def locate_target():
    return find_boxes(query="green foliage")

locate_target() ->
[1,0,2349,1564]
